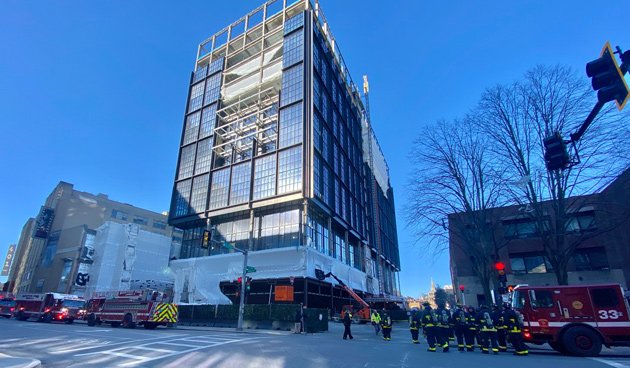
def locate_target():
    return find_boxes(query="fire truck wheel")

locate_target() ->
[42,314,52,323]
[122,313,136,329]
[562,326,602,357]
[16,311,26,321]
[65,318,74,324]
[87,314,96,327]
[144,322,157,330]
[548,341,568,354]
[111,322,121,328]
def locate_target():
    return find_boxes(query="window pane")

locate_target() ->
[199,104,217,139]
[178,144,196,180]
[591,288,619,308]
[525,256,547,274]
[190,174,210,213]
[172,179,192,217]
[532,290,554,308]
[209,168,230,209]
[195,138,213,175]
[278,147,302,194]
[278,102,303,148]
[280,64,303,107]
[283,29,304,68]
[209,56,224,75]
[204,73,222,105]
[193,65,208,83]
[284,12,304,35]
[510,257,526,274]
[230,162,251,205]
[188,81,205,113]
[183,111,201,145]
[254,155,276,199]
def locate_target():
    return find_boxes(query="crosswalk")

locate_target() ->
[69,333,260,367]
[591,358,630,368]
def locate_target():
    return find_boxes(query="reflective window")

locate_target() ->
[510,252,552,274]
[334,179,341,214]
[42,232,60,267]
[60,259,73,282]
[574,247,608,271]
[284,12,304,35]
[153,221,167,230]
[278,102,303,148]
[190,174,209,213]
[188,81,205,113]
[204,73,222,105]
[256,209,300,250]
[230,162,251,205]
[172,179,192,217]
[209,168,230,209]
[313,76,322,113]
[314,154,322,199]
[323,164,331,206]
[313,43,320,72]
[322,126,330,162]
[193,65,208,83]
[111,209,128,221]
[278,147,302,194]
[194,138,213,175]
[133,216,148,225]
[209,56,224,75]
[183,111,200,145]
[280,64,303,107]
[199,104,217,139]
[178,144,196,180]
[254,155,276,199]
[334,233,344,262]
[313,112,322,153]
[283,30,304,68]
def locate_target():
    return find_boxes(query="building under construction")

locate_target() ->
[168,0,400,311]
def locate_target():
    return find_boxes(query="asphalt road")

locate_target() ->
[2,318,630,368]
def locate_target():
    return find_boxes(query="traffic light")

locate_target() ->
[246,277,252,291]
[543,132,570,171]
[201,230,211,249]
[493,261,505,271]
[586,42,629,110]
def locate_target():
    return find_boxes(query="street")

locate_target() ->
[2,318,630,368]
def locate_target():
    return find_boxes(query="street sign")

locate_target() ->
[223,242,234,250]
[246,266,256,273]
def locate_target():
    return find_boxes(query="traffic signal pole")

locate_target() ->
[569,100,605,143]
[237,249,248,331]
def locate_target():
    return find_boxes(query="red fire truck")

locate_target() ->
[85,289,177,329]
[13,293,85,323]
[512,283,630,356]
[0,292,16,319]
[316,270,371,323]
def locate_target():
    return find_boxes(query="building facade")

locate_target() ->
[9,182,182,298]
[168,0,400,310]
[449,169,630,307]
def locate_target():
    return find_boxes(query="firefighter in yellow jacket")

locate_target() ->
[409,310,420,344]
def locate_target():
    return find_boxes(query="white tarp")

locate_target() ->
[168,246,369,305]
[83,222,173,298]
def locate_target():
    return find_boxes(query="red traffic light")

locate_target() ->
[494,262,505,271]
[237,277,242,283]
[459,285,465,292]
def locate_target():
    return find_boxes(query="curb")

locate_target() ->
[175,325,294,336]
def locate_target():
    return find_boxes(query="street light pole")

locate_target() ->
[237,249,248,331]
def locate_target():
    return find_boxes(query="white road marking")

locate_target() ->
[133,346,175,353]
[59,335,189,354]
[158,341,199,347]
[101,351,146,360]
[591,358,630,368]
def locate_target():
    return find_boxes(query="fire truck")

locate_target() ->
[85,289,177,329]
[315,269,371,323]
[13,293,85,323]
[0,292,16,319]
[512,283,630,356]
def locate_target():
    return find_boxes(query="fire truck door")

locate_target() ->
[589,286,630,339]
[560,289,595,322]
[527,289,556,330]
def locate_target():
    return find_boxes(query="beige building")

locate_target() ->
[9,182,182,296]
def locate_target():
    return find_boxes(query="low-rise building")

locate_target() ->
[449,169,630,307]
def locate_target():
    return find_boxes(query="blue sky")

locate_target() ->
[0,0,628,297]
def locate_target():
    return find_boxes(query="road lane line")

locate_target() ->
[72,335,190,356]
[590,358,629,368]
[133,346,175,353]
[156,341,198,347]
[101,351,147,360]
[119,338,260,367]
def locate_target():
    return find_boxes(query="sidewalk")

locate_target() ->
[175,324,294,336]
[0,353,41,368]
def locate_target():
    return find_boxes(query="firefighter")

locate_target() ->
[452,304,467,351]
[477,305,499,354]
[464,306,477,351]
[495,304,508,352]
[381,312,393,341]
[435,302,451,352]
[371,310,381,335]
[505,304,529,356]
[421,302,439,352]
[342,309,354,340]
[409,310,420,344]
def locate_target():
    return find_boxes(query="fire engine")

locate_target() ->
[13,293,85,323]
[0,292,16,319]
[512,283,630,356]
[85,289,177,329]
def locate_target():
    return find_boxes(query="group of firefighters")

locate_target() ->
[365,302,528,356]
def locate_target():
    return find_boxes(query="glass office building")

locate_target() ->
[168,0,400,309]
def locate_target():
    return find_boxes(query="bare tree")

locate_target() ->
[474,64,630,285]
[406,119,508,302]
